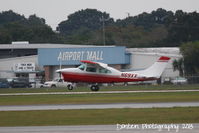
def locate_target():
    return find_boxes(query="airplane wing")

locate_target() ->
[81,60,97,64]
[81,60,108,68]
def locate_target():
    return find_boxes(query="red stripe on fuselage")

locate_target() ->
[62,72,157,83]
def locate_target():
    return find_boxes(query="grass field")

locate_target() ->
[0,84,199,93]
[0,85,199,127]
[0,107,198,126]
[0,91,199,105]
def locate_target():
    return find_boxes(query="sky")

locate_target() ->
[0,0,199,30]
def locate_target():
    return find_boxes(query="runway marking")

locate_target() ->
[0,90,199,96]
[0,102,199,111]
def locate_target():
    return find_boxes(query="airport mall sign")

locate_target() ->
[57,51,103,61]
[38,46,130,66]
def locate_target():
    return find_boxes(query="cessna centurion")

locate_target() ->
[56,56,170,91]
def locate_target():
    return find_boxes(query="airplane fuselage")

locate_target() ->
[61,68,156,83]
[57,56,170,91]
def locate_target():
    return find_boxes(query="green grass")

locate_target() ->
[0,92,199,105]
[0,85,198,127]
[0,107,199,126]
[0,84,199,93]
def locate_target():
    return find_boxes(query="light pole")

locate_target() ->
[126,12,130,18]
[100,16,109,46]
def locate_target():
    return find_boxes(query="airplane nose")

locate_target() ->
[56,68,77,73]
[56,69,62,73]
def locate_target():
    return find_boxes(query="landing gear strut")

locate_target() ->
[90,85,100,91]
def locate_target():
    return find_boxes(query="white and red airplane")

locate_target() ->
[56,56,170,91]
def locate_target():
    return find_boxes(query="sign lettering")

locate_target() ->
[121,73,137,78]
[57,51,103,61]
[13,63,35,72]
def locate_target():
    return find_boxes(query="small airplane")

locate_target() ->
[56,56,170,91]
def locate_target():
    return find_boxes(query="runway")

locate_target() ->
[0,89,199,96]
[0,102,199,111]
[0,124,199,133]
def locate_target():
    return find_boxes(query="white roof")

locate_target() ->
[0,43,115,49]
[127,47,180,56]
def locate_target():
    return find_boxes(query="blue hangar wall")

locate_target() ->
[38,46,131,66]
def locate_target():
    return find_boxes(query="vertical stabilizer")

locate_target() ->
[133,56,170,78]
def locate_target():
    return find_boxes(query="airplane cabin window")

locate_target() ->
[78,64,111,73]
[86,67,97,72]
[99,68,111,73]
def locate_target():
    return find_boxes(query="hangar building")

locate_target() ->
[0,42,181,83]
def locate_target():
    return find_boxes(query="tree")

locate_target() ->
[172,58,184,77]
[0,11,62,44]
[0,10,25,26]
[1,9,199,47]
[57,9,114,35]
[180,41,199,76]
[0,28,11,43]
[116,8,173,29]
[28,14,45,25]
[166,10,199,46]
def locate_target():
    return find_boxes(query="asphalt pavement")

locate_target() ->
[0,89,199,96]
[0,124,199,133]
[0,102,199,111]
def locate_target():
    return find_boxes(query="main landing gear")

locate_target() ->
[67,84,76,90]
[90,85,100,91]
[67,83,100,91]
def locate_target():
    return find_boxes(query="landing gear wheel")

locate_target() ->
[90,85,100,91]
[67,84,73,90]
[51,84,56,88]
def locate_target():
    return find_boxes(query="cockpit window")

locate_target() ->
[78,63,111,73]
[78,64,86,71]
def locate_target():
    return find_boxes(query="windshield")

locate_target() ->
[78,64,86,71]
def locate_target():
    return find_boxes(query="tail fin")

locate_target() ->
[134,56,170,78]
